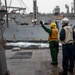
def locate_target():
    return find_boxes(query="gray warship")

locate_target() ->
[2,0,75,42]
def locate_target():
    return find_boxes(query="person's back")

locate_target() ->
[62,25,73,44]
[59,18,74,75]
[40,21,59,65]
[48,23,58,41]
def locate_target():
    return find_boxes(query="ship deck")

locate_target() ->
[6,48,75,75]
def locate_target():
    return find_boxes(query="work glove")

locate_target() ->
[40,20,44,25]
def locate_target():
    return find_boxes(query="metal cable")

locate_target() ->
[20,0,31,12]
[18,0,23,7]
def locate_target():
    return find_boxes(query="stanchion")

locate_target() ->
[0,10,10,75]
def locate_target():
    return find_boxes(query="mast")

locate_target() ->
[0,0,1,9]
[33,0,37,25]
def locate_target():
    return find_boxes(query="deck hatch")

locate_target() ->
[10,52,32,59]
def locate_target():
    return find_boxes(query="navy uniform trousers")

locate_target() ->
[62,43,74,71]
[74,43,75,60]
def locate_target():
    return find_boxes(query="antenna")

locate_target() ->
[5,0,9,27]
[33,0,37,25]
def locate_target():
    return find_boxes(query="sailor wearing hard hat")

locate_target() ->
[40,20,59,65]
[59,17,74,75]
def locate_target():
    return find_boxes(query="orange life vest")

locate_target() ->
[48,28,58,41]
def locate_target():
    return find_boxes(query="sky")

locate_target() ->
[1,0,73,13]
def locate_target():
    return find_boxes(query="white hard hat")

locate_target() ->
[61,18,69,23]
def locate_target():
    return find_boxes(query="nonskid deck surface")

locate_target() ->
[6,49,75,75]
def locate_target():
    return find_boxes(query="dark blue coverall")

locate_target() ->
[60,25,74,73]
[73,26,75,60]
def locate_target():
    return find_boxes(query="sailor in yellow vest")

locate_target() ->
[59,18,74,75]
[40,20,59,65]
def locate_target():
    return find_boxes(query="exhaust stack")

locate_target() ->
[65,4,69,13]
[74,0,75,13]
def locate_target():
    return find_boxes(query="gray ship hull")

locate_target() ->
[3,24,49,42]
[3,18,75,42]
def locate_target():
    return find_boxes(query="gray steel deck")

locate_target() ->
[5,49,75,75]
